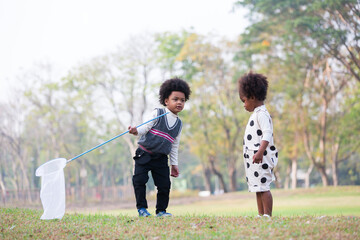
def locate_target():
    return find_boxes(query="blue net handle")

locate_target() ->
[66,112,169,163]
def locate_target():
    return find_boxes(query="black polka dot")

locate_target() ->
[262,163,269,169]
[263,150,267,156]
[275,152,278,158]
[270,146,276,151]
[250,120,254,126]
[247,162,250,168]
[246,177,248,182]
[246,154,249,158]
[243,139,245,145]
[261,177,267,183]
[257,130,262,136]
[254,150,258,154]
[247,134,252,141]
[254,143,260,147]
[254,171,259,177]
[243,153,247,158]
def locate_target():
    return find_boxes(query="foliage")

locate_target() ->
[1,187,360,239]
[236,0,360,81]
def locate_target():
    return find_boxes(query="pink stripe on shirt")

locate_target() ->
[149,129,175,143]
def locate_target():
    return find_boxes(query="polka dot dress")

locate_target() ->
[243,105,278,192]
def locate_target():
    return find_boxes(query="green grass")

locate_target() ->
[1,186,360,239]
[1,208,359,239]
[80,186,360,217]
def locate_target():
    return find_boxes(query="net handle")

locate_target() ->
[66,111,169,163]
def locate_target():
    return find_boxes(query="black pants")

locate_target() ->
[132,148,171,214]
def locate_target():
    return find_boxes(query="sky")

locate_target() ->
[0,0,249,101]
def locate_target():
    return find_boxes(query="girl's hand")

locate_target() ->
[252,152,263,164]
[253,140,269,164]
[128,126,138,135]
[171,165,179,177]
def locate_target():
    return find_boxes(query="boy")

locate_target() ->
[128,78,191,217]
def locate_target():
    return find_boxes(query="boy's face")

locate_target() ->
[239,92,256,112]
[165,91,186,115]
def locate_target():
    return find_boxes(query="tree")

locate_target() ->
[60,33,159,200]
[330,79,360,186]
[0,98,33,202]
[177,33,246,191]
[234,0,360,187]
[235,0,360,81]
[155,30,192,79]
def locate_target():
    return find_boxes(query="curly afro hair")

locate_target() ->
[238,72,268,101]
[159,78,191,106]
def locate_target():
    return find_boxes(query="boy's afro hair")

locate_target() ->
[238,72,268,101]
[159,78,191,106]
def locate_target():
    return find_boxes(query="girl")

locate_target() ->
[238,72,278,217]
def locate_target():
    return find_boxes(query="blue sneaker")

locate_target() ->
[156,211,172,217]
[138,208,151,217]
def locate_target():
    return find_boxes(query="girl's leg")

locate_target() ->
[256,192,264,215]
[261,191,273,216]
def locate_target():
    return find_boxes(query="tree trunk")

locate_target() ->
[209,157,228,193]
[17,152,33,203]
[66,170,73,202]
[273,169,282,188]
[202,165,212,193]
[228,165,237,192]
[331,160,338,187]
[0,169,6,205]
[318,165,329,187]
[304,164,314,189]
[331,142,340,187]
[318,75,329,187]
[291,157,297,189]
[75,169,80,201]
[97,164,104,202]
[284,162,291,190]
[11,162,19,201]
[110,163,117,200]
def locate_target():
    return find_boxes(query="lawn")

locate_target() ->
[1,186,360,239]
[79,186,360,217]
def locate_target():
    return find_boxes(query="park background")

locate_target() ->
[0,0,359,212]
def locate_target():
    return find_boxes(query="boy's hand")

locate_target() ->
[171,165,179,177]
[128,126,138,135]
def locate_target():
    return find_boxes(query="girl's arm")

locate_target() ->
[253,140,269,164]
[253,110,272,163]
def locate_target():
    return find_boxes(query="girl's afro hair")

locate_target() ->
[238,72,268,101]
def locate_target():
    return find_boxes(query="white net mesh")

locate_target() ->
[35,158,67,220]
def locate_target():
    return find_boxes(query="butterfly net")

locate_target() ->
[35,158,67,220]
